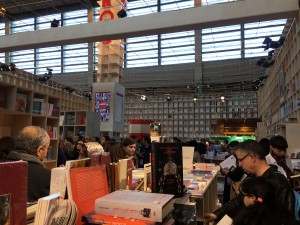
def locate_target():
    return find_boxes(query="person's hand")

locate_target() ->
[221,167,229,175]
[203,213,217,224]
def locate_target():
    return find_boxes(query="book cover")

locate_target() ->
[144,163,152,192]
[182,146,194,174]
[68,165,109,225]
[151,142,184,198]
[91,152,111,192]
[118,158,133,190]
[32,101,41,115]
[15,93,27,112]
[82,212,156,225]
[50,167,68,199]
[0,161,28,225]
[95,190,174,222]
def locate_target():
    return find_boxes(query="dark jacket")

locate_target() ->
[214,165,295,220]
[7,150,51,202]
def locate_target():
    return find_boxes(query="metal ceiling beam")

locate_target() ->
[0,0,298,52]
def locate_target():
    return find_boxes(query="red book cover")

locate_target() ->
[0,161,28,225]
[68,165,109,225]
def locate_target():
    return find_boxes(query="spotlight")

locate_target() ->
[63,86,75,94]
[262,36,283,51]
[166,95,172,102]
[267,50,275,60]
[38,68,53,83]
[117,9,127,18]
[0,7,6,22]
[51,19,60,28]
[141,95,147,101]
[220,96,225,102]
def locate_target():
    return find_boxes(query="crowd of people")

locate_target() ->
[0,127,299,224]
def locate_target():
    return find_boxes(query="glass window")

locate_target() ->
[11,18,34,33]
[0,22,4,36]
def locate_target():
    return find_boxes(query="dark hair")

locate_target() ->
[121,137,135,148]
[236,140,266,160]
[240,177,274,206]
[270,135,288,151]
[103,135,111,142]
[259,138,270,156]
[143,136,151,144]
[229,140,239,148]
[233,177,299,225]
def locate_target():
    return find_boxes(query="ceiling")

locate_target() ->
[0,0,98,20]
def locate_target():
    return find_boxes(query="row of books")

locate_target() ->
[46,125,59,139]
[33,98,59,117]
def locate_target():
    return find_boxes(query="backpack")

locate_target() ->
[293,190,300,221]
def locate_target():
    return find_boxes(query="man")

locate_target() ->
[266,135,293,178]
[204,140,295,223]
[6,126,51,202]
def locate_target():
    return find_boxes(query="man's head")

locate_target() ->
[228,140,239,155]
[15,126,50,161]
[235,140,268,175]
[270,135,288,158]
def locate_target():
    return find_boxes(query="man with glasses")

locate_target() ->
[6,126,51,202]
[204,140,295,223]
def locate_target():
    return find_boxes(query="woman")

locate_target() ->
[110,137,137,166]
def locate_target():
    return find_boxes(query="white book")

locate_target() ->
[95,190,174,222]
[50,167,67,199]
[182,146,194,174]
[220,155,236,170]
[217,214,233,225]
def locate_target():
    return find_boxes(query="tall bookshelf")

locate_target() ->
[0,70,91,169]
[257,18,300,155]
[60,110,100,139]
[124,91,258,140]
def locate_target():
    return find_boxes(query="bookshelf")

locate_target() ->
[257,19,300,155]
[60,110,100,139]
[124,92,258,140]
[0,70,92,169]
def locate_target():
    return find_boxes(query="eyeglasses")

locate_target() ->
[237,153,250,163]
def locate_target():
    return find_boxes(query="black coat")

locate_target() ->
[214,165,295,220]
[6,150,51,202]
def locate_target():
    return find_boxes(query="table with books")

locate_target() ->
[184,163,219,223]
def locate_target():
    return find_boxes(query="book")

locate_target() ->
[68,165,109,225]
[95,190,174,222]
[91,152,111,192]
[182,146,194,174]
[82,212,156,225]
[34,192,78,225]
[15,92,27,112]
[151,142,184,198]
[144,163,152,192]
[217,214,233,225]
[50,167,68,199]
[220,155,236,170]
[118,158,133,190]
[0,161,28,225]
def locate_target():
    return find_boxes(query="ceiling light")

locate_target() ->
[141,95,147,101]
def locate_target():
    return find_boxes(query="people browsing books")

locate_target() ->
[110,137,137,166]
[6,126,51,202]
[232,176,298,225]
[204,140,296,223]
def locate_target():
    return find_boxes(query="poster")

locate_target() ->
[95,92,110,122]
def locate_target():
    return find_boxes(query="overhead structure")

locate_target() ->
[0,0,298,52]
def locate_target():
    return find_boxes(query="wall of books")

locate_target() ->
[124,92,258,140]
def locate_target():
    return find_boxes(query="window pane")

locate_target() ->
[202,50,241,61]
[161,55,194,65]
